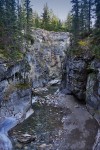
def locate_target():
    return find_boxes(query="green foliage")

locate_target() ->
[24,34,34,44]
[16,82,31,90]
[69,0,100,59]
[71,0,80,40]
[78,40,89,48]
[92,45,100,59]
[92,29,100,44]
[95,0,100,28]
[90,29,100,58]
[33,4,67,32]
[64,13,73,32]
[41,3,50,30]
[0,48,23,61]
[70,0,95,42]
[0,0,34,62]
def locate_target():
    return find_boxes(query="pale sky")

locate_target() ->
[31,0,72,21]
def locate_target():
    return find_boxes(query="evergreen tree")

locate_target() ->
[42,3,50,30]
[95,0,100,28]
[33,12,41,28]
[24,0,32,34]
[0,0,5,49]
[87,0,94,32]
[71,0,80,41]
[65,13,73,32]
[57,20,62,31]
[4,0,17,51]
[79,2,84,32]
[79,0,90,33]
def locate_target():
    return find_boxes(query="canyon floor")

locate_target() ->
[9,85,99,150]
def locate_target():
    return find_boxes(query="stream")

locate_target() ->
[9,85,99,150]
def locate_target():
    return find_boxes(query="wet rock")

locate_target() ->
[24,146,28,150]
[25,108,34,119]
[32,96,39,104]
[39,144,53,150]
[18,134,36,144]
[15,143,23,149]
[48,79,61,86]
[39,143,47,148]
[32,87,48,96]
[93,129,100,150]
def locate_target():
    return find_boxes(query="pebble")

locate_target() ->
[24,146,28,150]
[15,143,23,149]
[39,143,47,148]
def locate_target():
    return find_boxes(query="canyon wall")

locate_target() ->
[0,29,69,119]
[61,52,100,123]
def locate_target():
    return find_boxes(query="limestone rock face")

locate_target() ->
[86,59,100,121]
[0,59,31,120]
[0,28,70,122]
[27,29,70,88]
[61,54,100,122]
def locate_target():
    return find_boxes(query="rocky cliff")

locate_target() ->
[27,29,70,88]
[0,59,32,119]
[0,29,69,120]
[61,51,100,123]
[0,29,69,150]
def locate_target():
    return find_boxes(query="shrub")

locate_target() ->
[24,34,35,45]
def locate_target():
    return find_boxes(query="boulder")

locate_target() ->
[17,134,36,144]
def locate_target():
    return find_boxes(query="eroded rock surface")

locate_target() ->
[61,54,100,123]
[27,29,69,88]
[10,92,99,150]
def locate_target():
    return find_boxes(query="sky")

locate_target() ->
[31,0,72,21]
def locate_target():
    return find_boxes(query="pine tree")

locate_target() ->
[42,3,50,30]
[4,0,17,51]
[80,0,89,32]
[79,2,84,32]
[71,0,80,41]
[24,0,32,34]
[65,13,73,32]
[34,12,41,28]
[0,0,5,49]
[95,0,100,28]
[87,0,94,32]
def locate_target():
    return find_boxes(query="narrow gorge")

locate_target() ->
[0,29,100,150]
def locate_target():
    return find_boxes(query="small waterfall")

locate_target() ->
[0,133,12,150]
[0,117,17,150]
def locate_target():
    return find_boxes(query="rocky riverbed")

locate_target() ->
[9,87,99,150]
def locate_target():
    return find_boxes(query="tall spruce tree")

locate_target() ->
[4,0,17,51]
[0,0,5,49]
[24,0,32,34]
[95,0,100,28]
[42,3,50,30]
[87,0,95,32]
[71,0,80,41]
